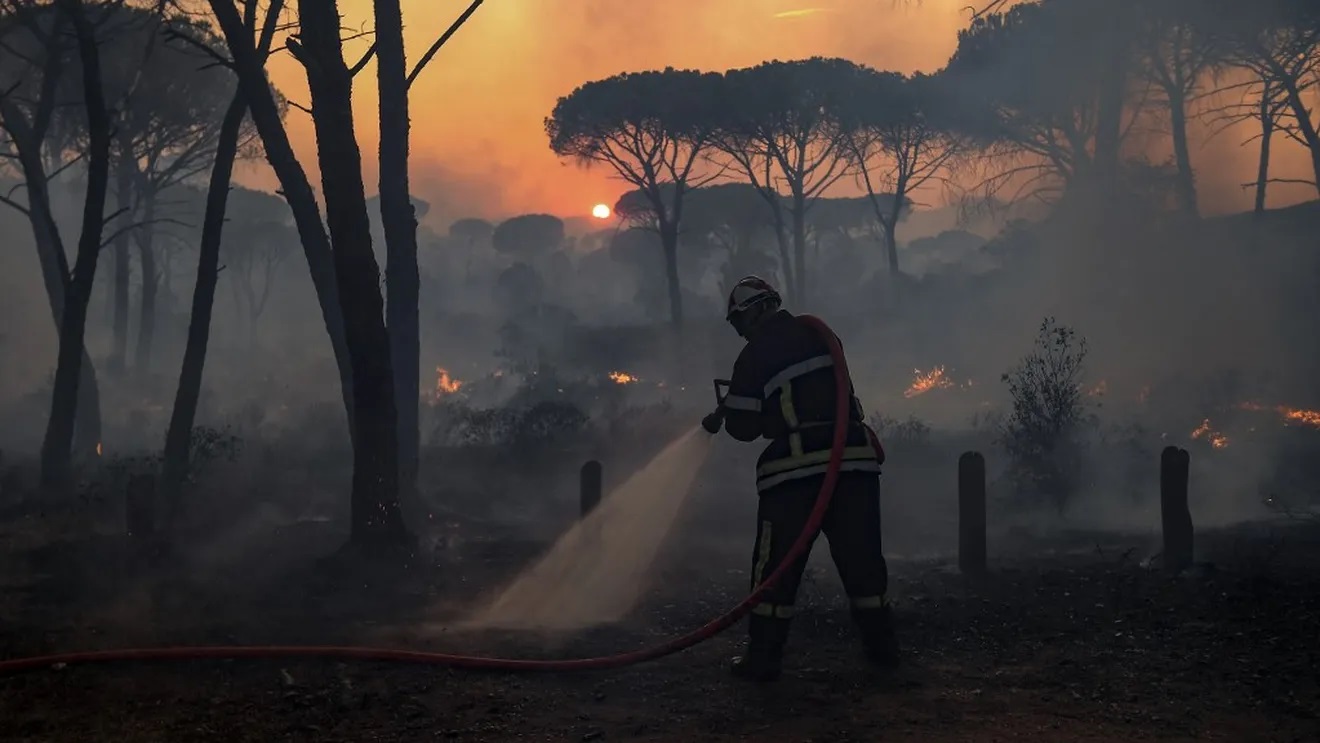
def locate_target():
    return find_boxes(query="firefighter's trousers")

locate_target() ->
[746,470,891,654]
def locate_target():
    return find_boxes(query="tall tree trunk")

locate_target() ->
[1168,89,1198,217]
[1255,83,1275,219]
[659,221,683,327]
[208,0,357,441]
[110,152,133,373]
[134,194,157,370]
[160,94,247,509]
[374,0,421,506]
[881,218,899,276]
[771,215,792,294]
[1278,77,1320,198]
[0,109,103,463]
[299,0,407,547]
[1093,15,1127,201]
[42,0,112,490]
[790,197,807,306]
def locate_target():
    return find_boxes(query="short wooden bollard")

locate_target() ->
[1160,446,1193,572]
[580,460,602,519]
[958,451,987,575]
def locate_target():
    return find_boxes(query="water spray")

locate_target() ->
[0,315,864,676]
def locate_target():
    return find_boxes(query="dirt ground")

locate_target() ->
[2,470,1319,742]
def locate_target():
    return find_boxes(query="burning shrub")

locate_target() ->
[997,317,1095,512]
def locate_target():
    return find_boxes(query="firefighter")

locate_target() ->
[701,275,898,682]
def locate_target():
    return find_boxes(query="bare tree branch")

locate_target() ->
[406,0,482,89]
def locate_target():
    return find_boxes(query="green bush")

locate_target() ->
[997,317,1095,512]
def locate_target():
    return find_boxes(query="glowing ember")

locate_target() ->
[1281,407,1320,427]
[1086,380,1108,397]
[1190,418,1229,449]
[434,367,463,396]
[609,371,640,385]
[95,442,102,457]
[904,366,954,398]
[1237,401,1320,429]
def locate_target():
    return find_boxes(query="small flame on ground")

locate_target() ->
[609,371,640,385]
[1237,401,1320,429]
[1087,380,1107,397]
[1190,419,1229,449]
[904,367,954,398]
[434,367,463,396]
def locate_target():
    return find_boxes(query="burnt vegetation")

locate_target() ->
[0,0,1319,740]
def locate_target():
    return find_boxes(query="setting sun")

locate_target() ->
[591,203,611,219]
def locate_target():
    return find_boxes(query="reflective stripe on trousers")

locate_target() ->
[750,519,794,618]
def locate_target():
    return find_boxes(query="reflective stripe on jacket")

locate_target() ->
[721,310,882,493]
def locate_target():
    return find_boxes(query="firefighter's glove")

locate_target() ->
[701,407,725,434]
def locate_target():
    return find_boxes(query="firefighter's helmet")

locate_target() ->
[726,275,782,321]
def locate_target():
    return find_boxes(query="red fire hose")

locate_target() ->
[0,315,872,675]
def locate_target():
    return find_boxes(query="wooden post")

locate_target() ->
[958,451,987,575]
[1160,446,1193,572]
[580,460,602,519]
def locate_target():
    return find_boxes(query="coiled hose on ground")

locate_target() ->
[0,315,871,675]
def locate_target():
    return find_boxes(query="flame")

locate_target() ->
[904,366,954,398]
[1087,380,1108,397]
[1281,407,1320,427]
[95,442,102,457]
[609,371,640,385]
[1237,401,1320,429]
[1190,418,1229,449]
[434,367,463,396]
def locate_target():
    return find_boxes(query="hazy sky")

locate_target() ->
[237,0,1314,227]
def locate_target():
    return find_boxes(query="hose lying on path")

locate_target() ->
[0,315,869,675]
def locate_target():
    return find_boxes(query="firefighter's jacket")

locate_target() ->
[722,310,883,494]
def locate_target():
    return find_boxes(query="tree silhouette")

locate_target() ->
[0,0,119,489]
[448,216,493,278]
[682,183,781,296]
[161,0,275,509]
[944,2,1138,203]
[205,0,357,445]
[546,68,724,327]
[1203,0,1320,198]
[0,0,106,464]
[1133,0,1215,216]
[492,213,565,262]
[712,58,857,306]
[839,69,961,277]
[97,11,250,372]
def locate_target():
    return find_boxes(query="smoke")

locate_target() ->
[457,426,712,632]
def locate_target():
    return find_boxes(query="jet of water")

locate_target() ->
[465,426,714,631]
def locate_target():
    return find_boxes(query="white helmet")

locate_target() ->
[726,275,782,322]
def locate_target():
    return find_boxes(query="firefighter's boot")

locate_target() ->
[852,605,899,668]
[730,615,789,682]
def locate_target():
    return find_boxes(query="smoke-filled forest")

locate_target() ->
[1,0,1318,740]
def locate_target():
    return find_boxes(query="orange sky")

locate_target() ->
[235,0,1315,228]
